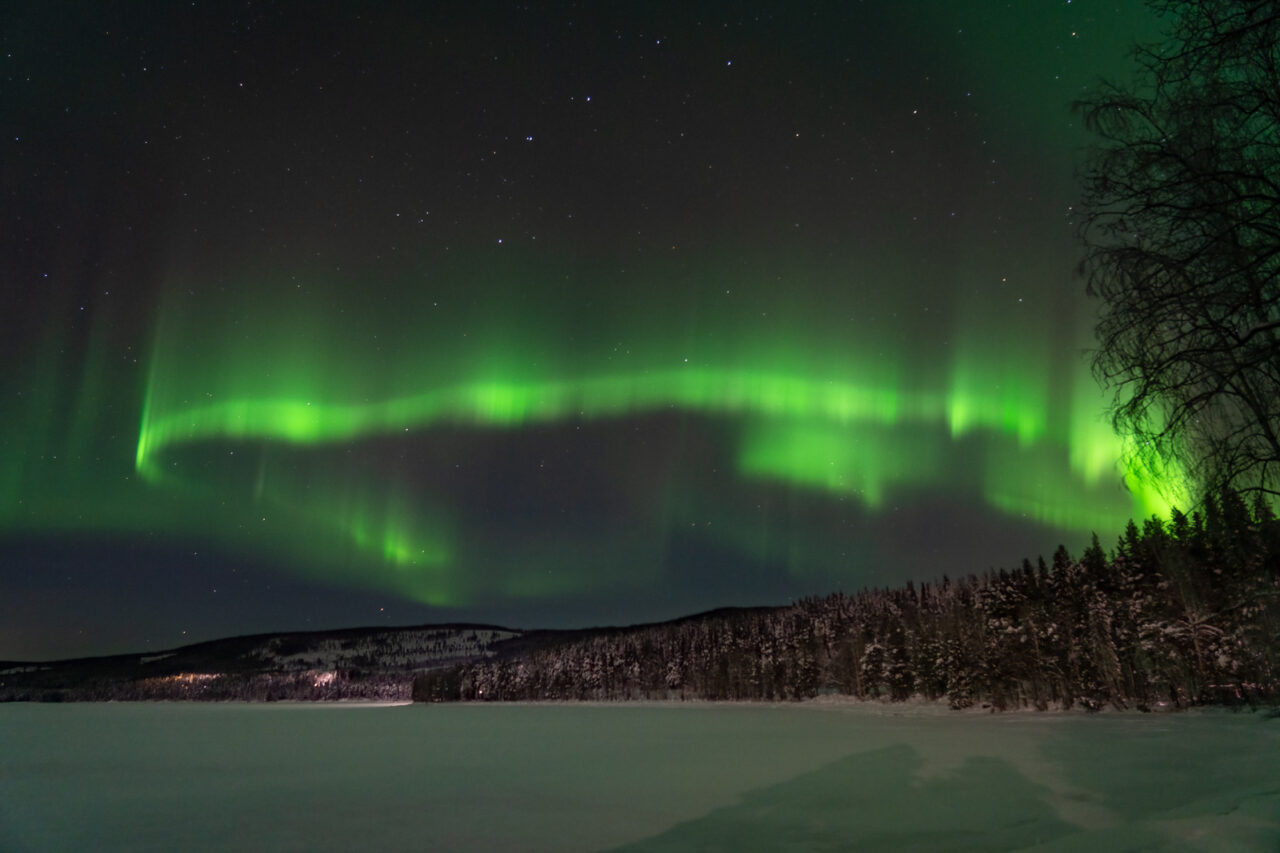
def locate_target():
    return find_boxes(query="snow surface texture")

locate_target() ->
[1,702,1276,851]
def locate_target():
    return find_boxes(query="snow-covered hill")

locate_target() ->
[245,626,520,672]
[0,623,522,702]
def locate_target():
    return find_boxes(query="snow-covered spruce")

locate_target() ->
[416,489,1279,710]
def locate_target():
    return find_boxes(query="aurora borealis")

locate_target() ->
[2,1,1181,659]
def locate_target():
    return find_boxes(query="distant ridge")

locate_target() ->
[0,608,790,703]
[0,606,795,703]
[0,623,521,702]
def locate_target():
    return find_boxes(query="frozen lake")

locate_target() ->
[1,701,1277,851]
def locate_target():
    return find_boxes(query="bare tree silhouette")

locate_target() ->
[1078,0,1280,502]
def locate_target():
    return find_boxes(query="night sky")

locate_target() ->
[2,1,1176,660]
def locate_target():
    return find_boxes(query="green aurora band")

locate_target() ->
[5,252,1192,608]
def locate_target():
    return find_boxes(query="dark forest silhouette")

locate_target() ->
[416,489,1279,710]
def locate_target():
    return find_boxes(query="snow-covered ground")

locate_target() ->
[1,702,1275,851]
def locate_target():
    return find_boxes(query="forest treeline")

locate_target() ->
[415,490,1280,710]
